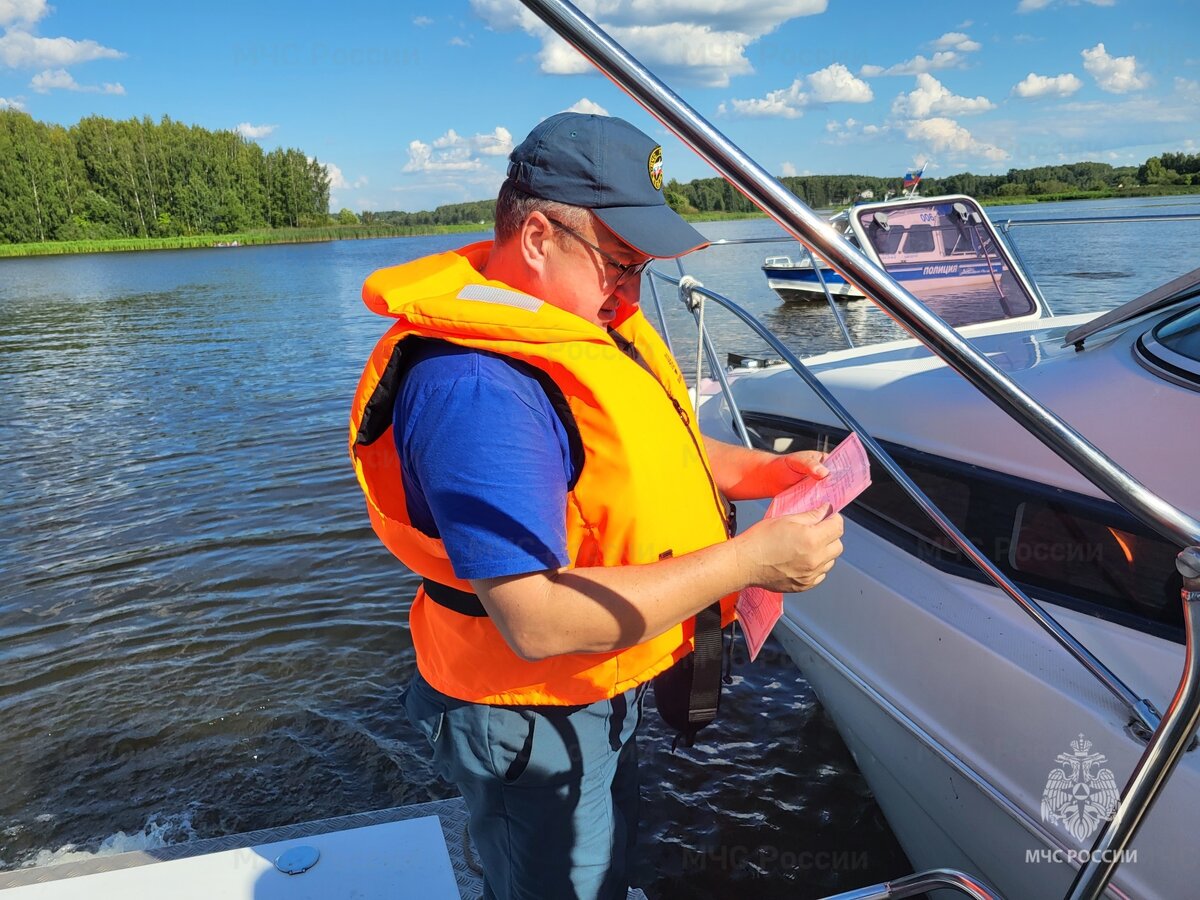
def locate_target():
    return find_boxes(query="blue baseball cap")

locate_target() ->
[506,112,708,259]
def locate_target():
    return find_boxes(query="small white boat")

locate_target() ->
[763,251,866,302]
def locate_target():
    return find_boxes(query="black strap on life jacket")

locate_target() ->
[687,601,725,730]
[422,578,488,617]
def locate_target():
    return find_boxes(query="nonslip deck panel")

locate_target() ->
[0,798,650,900]
[0,800,473,899]
[0,815,457,899]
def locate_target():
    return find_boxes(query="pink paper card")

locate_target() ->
[736,432,872,661]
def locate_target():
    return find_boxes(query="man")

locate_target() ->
[349,112,843,899]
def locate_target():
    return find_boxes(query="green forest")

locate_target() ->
[2,106,1198,250]
[363,152,1200,225]
[663,153,1200,215]
[0,109,330,245]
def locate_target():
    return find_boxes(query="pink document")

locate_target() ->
[736,432,872,661]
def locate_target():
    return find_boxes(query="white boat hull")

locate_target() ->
[740,506,1194,900]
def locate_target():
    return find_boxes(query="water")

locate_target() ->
[0,196,1195,896]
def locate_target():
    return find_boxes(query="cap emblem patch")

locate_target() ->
[648,146,664,191]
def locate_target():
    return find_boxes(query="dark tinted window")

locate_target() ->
[1156,307,1200,364]
[868,222,905,255]
[742,413,1184,641]
[902,224,935,254]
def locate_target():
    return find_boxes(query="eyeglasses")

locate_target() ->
[546,218,652,289]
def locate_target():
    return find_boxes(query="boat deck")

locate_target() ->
[0,797,652,899]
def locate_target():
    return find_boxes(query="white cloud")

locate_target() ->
[726,62,871,118]
[860,50,964,77]
[449,36,469,47]
[234,122,276,140]
[906,116,1008,162]
[1082,43,1151,93]
[931,31,981,52]
[824,117,889,144]
[1176,77,1200,102]
[404,126,514,173]
[807,62,873,102]
[314,160,369,192]
[0,30,124,68]
[1018,0,1114,11]
[892,73,993,117]
[564,97,609,116]
[470,0,829,88]
[0,0,49,27]
[0,94,25,109]
[413,16,434,26]
[1012,72,1083,98]
[29,67,123,94]
[780,161,797,176]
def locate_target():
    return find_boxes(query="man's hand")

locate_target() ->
[734,505,844,593]
[755,450,830,497]
[703,436,829,501]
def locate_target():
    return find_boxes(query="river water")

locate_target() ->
[1,196,1196,897]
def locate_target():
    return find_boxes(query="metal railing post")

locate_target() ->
[1066,547,1200,900]
[818,867,1002,900]
[800,245,855,349]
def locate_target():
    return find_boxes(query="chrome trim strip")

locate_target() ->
[775,614,1134,900]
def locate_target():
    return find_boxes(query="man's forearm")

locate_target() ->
[472,504,842,661]
[473,537,747,661]
[702,435,777,500]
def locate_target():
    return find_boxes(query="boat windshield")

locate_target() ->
[854,199,1038,328]
[1155,306,1200,362]
[1136,304,1200,389]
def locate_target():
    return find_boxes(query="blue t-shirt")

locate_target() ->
[394,340,576,581]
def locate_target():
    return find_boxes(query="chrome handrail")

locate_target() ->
[652,269,1159,739]
[818,867,1002,900]
[521,0,1200,554]
[1002,212,1200,227]
[800,244,854,348]
[1066,548,1200,899]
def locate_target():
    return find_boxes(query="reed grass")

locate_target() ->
[0,223,491,258]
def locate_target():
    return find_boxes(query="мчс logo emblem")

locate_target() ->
[648,146,664,191]
[1040,734,1120,842]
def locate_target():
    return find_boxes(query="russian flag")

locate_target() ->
[903,162,927,189]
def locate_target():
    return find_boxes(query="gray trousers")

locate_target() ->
[404,672,645,900]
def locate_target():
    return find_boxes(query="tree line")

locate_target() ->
[664,153,1199,214]
[0,109,330,244]
[3,103,1195,244]
[363,152,1197,226]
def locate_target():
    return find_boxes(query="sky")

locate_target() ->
[1,0,1197,213]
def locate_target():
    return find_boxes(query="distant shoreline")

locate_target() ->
[3,186,1198,259]
[0,223,490,259]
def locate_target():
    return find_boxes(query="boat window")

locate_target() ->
[854,199,1038,328]
[1009,500,1181,623]
[942,222,981,257]
[741,412,1185,642]
[1136,306,1200,389]
[900,224,935,254]
[868,222,905,255]
[1158,307,1200,360]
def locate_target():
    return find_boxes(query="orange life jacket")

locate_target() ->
[349,241,735,705]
